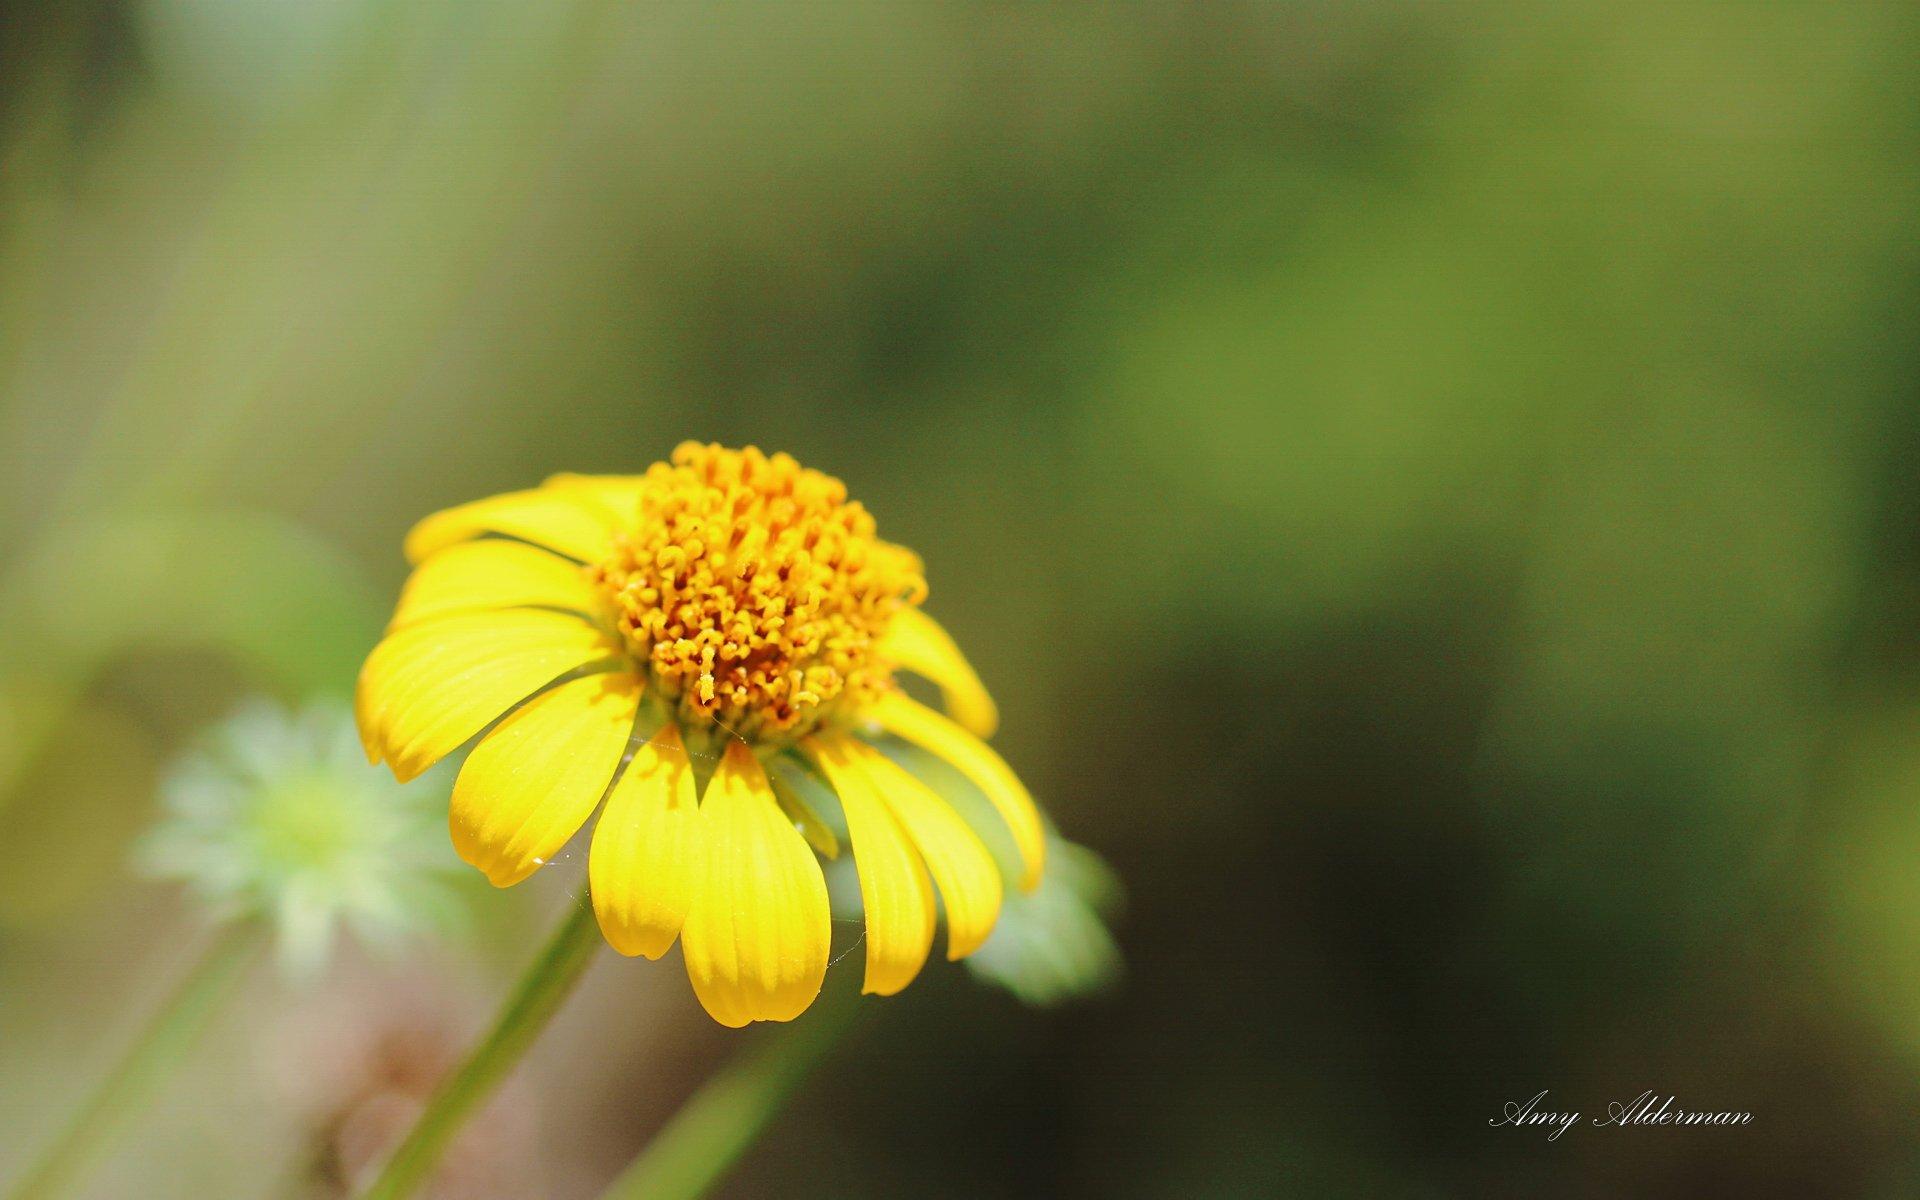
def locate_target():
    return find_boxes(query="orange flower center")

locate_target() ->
[588,442,926,745]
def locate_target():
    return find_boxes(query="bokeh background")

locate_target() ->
[5,1,1920,1196]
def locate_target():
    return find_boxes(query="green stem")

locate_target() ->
[600,995,860,1200]
[6,921,262,1200]
[357,889,603,1200]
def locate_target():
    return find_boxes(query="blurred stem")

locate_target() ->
[599,995,860,1200]
[358,889,602,1200]
[6,920,262,1200]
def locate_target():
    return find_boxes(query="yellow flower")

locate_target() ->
[356,443,1046,1026]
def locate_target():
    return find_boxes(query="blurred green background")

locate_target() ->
[5,1,1920,1195]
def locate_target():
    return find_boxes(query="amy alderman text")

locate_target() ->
[1489,1091,1753,1141]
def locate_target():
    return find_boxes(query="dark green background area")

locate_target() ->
[4,2,1920,1196]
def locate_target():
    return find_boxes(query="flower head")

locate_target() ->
[356,442,1054,1025]
[140,699,465,977]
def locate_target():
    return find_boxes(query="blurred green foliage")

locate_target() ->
[4,1,1920,1196]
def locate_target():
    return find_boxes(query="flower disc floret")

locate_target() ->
[588,444,926,745]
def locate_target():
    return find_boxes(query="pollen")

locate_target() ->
[588,442,927,745]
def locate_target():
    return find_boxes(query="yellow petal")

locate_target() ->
[767,759,841,859]
[357,609,622,782]
[389,539,602,630]
[845,741,1003,960]
[803,736,935,996]
[681,741,831,1027]
[866,691,1046,892]
[883,608,999,738]
[450,671,639,887]
[543,473,647,524]
[590,722,704,958]
[403,487,623,564]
